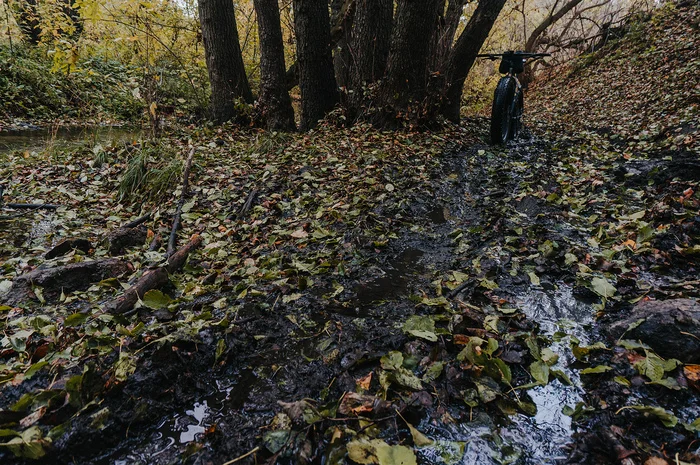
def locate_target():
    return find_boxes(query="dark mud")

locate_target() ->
[2,124,698,465]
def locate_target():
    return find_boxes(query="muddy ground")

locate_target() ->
[1,115,697,465]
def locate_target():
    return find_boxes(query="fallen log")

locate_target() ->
[45,238,93,259]
[106,225,147,256]
[103,234,202,314]
[2,259,132,306]
[167,147,196,257]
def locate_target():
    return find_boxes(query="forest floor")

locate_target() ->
[0,2,699,465]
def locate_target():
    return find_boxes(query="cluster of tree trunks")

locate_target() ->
[197,0,509,128]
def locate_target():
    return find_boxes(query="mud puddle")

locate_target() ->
[418,285,594,465]
[0,125,142,154]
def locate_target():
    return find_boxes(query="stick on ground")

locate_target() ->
[166,147,196,257]
[103,234,202,314]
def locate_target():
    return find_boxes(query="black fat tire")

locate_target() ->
[490,77,516,145]
[510,91,524,140]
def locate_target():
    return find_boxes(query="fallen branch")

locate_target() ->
[230,189,258,220]
[167,147,196,257]
[103,234,202,314]
[122,213,152,229]
[5,203,60,210]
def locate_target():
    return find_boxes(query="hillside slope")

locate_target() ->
[529,1,699,154]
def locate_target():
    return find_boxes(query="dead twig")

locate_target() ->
[166,147,196,257]
[230,189,258,220]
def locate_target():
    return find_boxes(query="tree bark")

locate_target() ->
[525,0,585,53]
[349,0,392,86]
[442,0,507,122]
[254,0,296,130]
[198,0,254,123]
[331,0,355,91]
[378,0,443,126]
[293,0,339,130]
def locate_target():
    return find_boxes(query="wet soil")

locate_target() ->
[1,124,698,465]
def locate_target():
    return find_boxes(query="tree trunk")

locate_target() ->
[331,0,355,91]
[293,0,338,130]
[442,0,507,123]
[520,0,585,85]
[349,0,392,86]
[525,0,585,53]
[198,0,254,123]
[254,0,296,130]
[378,0,442,126]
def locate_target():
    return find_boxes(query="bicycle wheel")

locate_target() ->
[490,77,516,145]
[510,90,524,140]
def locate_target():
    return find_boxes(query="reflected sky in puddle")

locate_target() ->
[419,285,594,465]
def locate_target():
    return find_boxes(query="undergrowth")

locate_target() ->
[117,142,182,202]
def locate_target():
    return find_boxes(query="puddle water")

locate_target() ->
[420,285,594,465]
[0,125,142,154]
[353,247,424,308]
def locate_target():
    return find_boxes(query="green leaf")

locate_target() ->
[113,352,137,382]
[24,361,48,380]
[529,361,550,385]
[551,369,573,386]
[64,312,89,327]
[380,351,404,371]
[347,439,418,465]
[527,272,540,286]
[141,289,172,310]
[406,330,438,342]
[402,316,436,341]
[422,361,444,383]
[263,430,290,454]
[580,365,612,375]
[390,368,423,391]
[590,277,616,298]
[616,405,678,428]
[401,417,433,447]
[634,351,669,382]
[614,376,631,386]
[617,339,650,350]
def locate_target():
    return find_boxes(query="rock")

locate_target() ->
[3,259,133,306]
[45,238,93,259]
[106,225,147,255]
[610,299,700,363]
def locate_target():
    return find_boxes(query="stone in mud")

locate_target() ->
[45,238,93,259]
[2,258,132,306]
[610,299,700,363]
[106,225,147,255]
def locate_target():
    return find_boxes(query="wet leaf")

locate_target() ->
[616,405,678,428]
[590,277,616,298]
[141,289,172,310]
[114,352,137,382]
[390,368,423,391]
[529,361,550,385]
[580,365,612,375]
[400,415,433,447]
[263,429,290,454]
[380,351,404,371]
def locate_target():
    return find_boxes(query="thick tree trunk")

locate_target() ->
[293,0,339,130]
[331,0,355,91]
[198,0,254,123]
[254,0,296,130]
[378,0,442,126]
[349,0,392,86]
[442,0,507,122]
